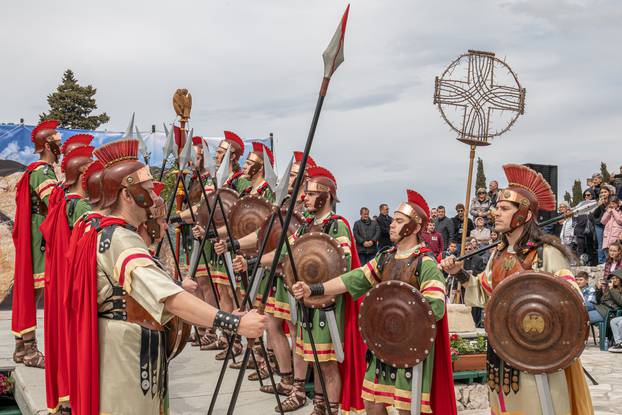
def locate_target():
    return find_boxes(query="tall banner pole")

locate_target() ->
[460,144,476,256]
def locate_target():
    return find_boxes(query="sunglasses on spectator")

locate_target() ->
[584,194,592,198]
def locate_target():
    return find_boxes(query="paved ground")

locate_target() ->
[1,310,620,414]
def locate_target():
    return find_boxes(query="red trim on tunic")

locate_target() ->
[118,253,153,286]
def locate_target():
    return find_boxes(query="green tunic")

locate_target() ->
[340,245,446,413]
[201,170,250,287]
[285,212,352,362]
[29,163,58,288]
[266,195,311,320]
[66,195,92,229]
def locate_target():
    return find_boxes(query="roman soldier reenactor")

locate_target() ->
[66,139,266,415]
[239,142,275,201]
[211,151,318,390]
[40,142,94,413]
[257,165,362,414]
[441,164,594,414]
[294,189,457,414]
[11,119,61,368]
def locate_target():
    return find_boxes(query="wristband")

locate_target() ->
[169,215,183,224]
[227,239,240,251]
[309,283,325,297]
[213,310,241,334]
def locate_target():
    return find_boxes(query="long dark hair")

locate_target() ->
[503,220,576,264]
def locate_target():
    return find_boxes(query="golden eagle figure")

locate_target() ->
[173,89,192,121]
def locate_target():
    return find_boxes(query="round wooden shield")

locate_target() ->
[165,316,192,361]
[197,188,239,228]
[283,232,348,309]
[256,208,304,255]
[485,271,589,374]
[359,281,437,368]
[228,195,272,257]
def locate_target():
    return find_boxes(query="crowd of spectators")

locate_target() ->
[352,166,622,351]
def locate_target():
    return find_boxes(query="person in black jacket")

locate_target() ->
[451,203,474,252]
[435,205,455,249]
[353,207,381,264]
[574,189,598,265]
[376,203,392,251]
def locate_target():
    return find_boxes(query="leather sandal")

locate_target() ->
[309,393,339,415]
[260,372,293,396]
[22,338,45,369]
[277,378,307,412]
[247,358,270,381]
[204,336,228,351]
[229,358,256,370]
[13,338,25,364]
[215,340,242,360]
[199,330,219,350]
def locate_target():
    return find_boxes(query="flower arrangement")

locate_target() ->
[0,372,14,396]
[450,334,487,362]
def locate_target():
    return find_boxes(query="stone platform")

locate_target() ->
[1,311,620,414]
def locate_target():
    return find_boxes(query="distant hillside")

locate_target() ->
[0,159,25,176]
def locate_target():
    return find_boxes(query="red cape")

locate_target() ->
[11,161,47,336]
[68,217,127,415]
[332,215,367,414]
[40,188,81,409]
[430,306,457,414]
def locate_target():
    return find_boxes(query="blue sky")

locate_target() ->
[1,0,620,220]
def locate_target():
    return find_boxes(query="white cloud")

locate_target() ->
[0,142,37,165]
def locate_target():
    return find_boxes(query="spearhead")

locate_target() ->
[179,128,194,171]
[275,156,293,207]
[162,122,169,139]
[162,124,175,160]
[215,146,231,189]
[124,112,136,138]
[322,5,350,80]
[263,149,277,192]
[134,126,149,163]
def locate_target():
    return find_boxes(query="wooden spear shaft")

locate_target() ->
[174,120,186,280]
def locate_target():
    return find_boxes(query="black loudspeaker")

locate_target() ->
[524,163,558,222]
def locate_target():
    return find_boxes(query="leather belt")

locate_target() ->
[99,287,164,331]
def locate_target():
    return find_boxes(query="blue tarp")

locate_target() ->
[0,123,272,167]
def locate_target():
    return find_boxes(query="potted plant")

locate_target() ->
[450,334,487,372]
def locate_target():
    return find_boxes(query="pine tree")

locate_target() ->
[475,157,487,193]
[40,69,110,130]
[563,191,572,205]
[571,179,583,206]
[600,162,611,183]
